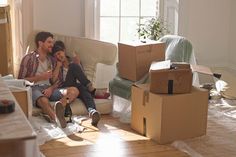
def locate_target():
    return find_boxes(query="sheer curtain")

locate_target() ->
[8,0,33,77]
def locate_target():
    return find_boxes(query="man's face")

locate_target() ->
[54,50,66,62]
[39,37,54,53]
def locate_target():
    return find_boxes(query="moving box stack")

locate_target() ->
[118,41,209,144]
[118,41,165,81]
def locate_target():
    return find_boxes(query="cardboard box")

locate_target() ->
[131,84,208,144]
[150,62,192,94]
[10,87,32,118]
[118,41,165,81]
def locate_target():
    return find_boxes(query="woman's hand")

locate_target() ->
[42,86,53,98]
[72,52,81,64]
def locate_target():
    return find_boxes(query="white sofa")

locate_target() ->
[26,30,117,115]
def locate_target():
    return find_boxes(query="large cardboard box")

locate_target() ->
[10,87,32,118]
[118,41,165,81]
[131,84,208,144]
[150,62,192,94]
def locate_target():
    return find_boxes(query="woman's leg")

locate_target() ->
[76,83,100,126]
[76,83,96,111]
[64,63,92,88]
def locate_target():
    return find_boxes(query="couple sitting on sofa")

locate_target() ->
[18,31,109,128]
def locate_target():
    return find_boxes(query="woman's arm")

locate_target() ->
[51,61,62,84]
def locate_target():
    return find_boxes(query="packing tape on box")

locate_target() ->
[168,80,174,94]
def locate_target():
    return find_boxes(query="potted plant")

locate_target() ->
[137,17,169,41]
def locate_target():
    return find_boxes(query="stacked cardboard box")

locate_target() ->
[118,41,209,144]
[118,41,165,81]
[131,84,209,144]
[150,61,193,94]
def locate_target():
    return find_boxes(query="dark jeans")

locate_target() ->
[76,83,96,112]
[62,63,96,112]
[63,63,90,87]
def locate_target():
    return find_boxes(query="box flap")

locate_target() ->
[119,40,164,47]
[150,60,171,71]
[191,65,213,75]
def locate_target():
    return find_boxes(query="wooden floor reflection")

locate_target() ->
[40,115,189,157]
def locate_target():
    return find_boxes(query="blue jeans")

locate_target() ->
[62,63,96,112]
[32,84,64,106]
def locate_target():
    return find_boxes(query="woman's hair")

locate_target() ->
[54,40,66,50]
[51,40,66,56]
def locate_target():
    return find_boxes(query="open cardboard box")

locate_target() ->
[10,86,32,118]
[149,60,215,94]
[150,61,193,94]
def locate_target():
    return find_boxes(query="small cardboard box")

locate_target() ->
[131,84,208,144]
[150,62,193,94]
[10,87,32,118]
[118,41,165,81]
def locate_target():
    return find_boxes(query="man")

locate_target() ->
[51,41,101,127]
[18,32,79,128]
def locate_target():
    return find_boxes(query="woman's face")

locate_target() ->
[54,50,66,62]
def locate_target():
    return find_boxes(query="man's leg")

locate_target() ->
[58,87,80,106]
[36,96,55,121]
[77,84,100,126]
[32,85,56,121]
[50,87,79,128]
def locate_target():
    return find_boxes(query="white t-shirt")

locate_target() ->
[63,67,68,82]
[35,59,51,85]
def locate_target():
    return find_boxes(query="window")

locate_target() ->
[0,0,7,5]
[99,0,159,43]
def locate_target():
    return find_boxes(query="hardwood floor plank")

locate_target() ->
[40,115,189,157]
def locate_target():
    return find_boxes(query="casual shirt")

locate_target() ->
[18,51,56,85]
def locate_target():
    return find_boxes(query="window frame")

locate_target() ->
[98,0,160,42]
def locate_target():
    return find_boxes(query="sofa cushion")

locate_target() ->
[32,98,113,116]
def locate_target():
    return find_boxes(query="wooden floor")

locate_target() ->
[40,115,189,157]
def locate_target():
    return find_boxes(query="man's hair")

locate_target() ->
[35,31,54,48]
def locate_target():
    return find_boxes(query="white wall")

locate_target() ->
[33,0,115,88]
[33,0,84,37]
[179,0,231,68]
[33,0,235,69]
[229,0,236,70]
[32,0,236,85]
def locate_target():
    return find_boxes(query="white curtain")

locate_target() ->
[8,0,33,77]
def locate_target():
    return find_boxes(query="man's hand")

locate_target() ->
[42,86,53,98]
[40,70,52,80]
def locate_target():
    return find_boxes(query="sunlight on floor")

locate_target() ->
[60,122,149,147]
